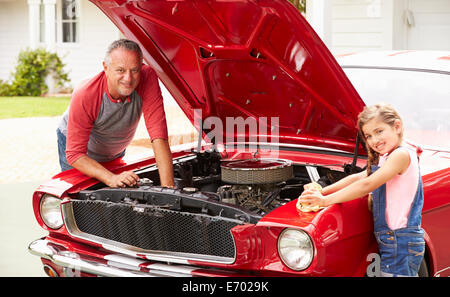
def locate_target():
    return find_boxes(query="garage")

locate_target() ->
[330,0,450,53]
[406,0,450,49]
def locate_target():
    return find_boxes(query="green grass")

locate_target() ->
[0,96,70,119]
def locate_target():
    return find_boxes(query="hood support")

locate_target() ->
[344,131,364,174]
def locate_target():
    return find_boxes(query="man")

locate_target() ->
[57,39,174,188]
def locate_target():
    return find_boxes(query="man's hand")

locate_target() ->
[72,155,140,188]
[106,170,139,188]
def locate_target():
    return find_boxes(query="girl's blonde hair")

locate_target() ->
[357,103,403,175]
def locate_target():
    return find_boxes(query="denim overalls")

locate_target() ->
[371,164,425,277]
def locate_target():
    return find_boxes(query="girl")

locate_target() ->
[298,103,425,277]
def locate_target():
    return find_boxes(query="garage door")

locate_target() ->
[406,0,450,50]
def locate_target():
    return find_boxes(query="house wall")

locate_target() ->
[54,0,121,89]
[0,0,30,82]
[0,0,121,90]
[331,0,396,54]
[330,0,450,53]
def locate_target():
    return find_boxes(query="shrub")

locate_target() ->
[0,48,70,96]
[0,79,13,96]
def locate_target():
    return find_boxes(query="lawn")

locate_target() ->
[0,96,70,119]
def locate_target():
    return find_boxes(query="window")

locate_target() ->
[61,0,79,43]
[35,0,79,44]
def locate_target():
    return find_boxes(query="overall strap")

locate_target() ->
[370,165,390,231]
[406,170,424,228]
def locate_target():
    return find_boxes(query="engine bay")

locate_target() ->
[77,150,354,223]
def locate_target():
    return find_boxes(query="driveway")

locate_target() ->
[0,106,195,276]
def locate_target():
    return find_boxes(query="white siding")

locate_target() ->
[0,0,29,82]
[54,0,120,89]
[331,0,392,54]
[331,0,450,53]
[0,0,120,90]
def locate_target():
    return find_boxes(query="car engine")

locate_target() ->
[67,150,353,260]
[77,150,349,219]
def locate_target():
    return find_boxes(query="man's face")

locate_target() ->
[103,48,141,100]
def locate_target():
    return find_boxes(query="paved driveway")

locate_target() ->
[0,107,195,276]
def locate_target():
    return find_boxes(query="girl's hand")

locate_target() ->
[296,189,328,212]
[303,182,323,193]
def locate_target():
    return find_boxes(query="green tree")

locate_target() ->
[289,0,306,13]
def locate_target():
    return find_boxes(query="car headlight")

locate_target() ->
[277,228,314,271]
[39,194,63,229]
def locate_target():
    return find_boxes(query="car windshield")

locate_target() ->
[342,67,450,150]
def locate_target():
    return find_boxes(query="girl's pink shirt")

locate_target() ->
[378,146,420,230]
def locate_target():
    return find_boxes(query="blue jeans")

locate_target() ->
[57,128,73,172]
[374,227,425,277]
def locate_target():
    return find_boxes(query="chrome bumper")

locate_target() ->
[28,238,205,277]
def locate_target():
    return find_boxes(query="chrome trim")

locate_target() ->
[220,158,292,171]
[61,201,236,265]
[305,166,320,182]
[28,238,192,277]
[341,65,450,76]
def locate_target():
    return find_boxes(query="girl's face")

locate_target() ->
[362,117,402,155]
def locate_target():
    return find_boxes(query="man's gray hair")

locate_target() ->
[104,39,143,65]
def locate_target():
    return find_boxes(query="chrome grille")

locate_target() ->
[64,200,239,261]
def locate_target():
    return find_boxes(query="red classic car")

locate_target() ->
[29,0,450,277]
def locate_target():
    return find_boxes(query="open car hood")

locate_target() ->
[91,0,365,153]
